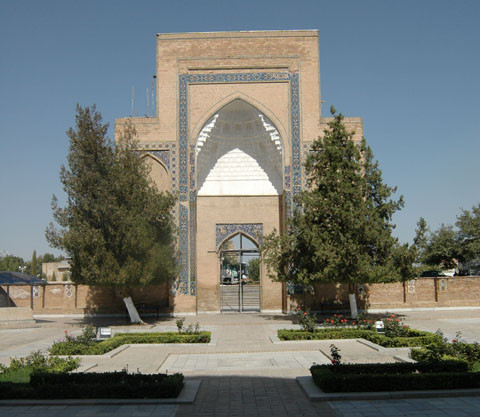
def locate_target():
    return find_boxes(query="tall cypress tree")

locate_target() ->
[46,105,176,292]
[30,250,37,276]
[263,107,413,313]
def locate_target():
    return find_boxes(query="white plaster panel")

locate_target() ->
[197,99,283,196]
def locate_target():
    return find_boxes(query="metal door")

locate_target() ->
[219,234,260,312]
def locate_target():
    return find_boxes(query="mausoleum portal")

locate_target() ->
[115,30,363,314]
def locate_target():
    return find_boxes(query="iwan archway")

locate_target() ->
[195,99,284,313]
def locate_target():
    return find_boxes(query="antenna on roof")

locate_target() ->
[151,77,155,117]
[153,75,157,117]
[146,87,150,117]
[131,85,135,116]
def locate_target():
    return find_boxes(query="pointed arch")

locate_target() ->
[141,153,169,193]
[218,232,260,253]
[195,98,284,196]
[191,91,289,151]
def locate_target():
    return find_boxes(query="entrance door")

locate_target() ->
[219,234,260,312]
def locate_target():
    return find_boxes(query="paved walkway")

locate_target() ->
[1,309,480,416]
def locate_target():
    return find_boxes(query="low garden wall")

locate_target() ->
[0,282,170,316]
[0,276,479,316]
[286,276,480,312]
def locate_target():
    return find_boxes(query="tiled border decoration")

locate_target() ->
[177,205,189,294]
[177,71,301,295]
[138,143,177,194]
[149,150,170,170]
[216,224,264,249]
[189,190,196,296]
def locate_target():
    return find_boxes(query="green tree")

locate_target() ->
[0,255,25,272]
[423,224,460,269]
[456,204,480,265]
[247,258,260,283]
[262,107,411,315]
[413,217,429,263]
[41,253,56,263]
[30,250,37,276]
[46,105,176,298]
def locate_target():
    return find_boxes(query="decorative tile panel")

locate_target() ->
[189,190,197,296]
[216,224,263,249]
[178,205,189,294]
[149,150,170,170]
[138,143,177,194]
[284,165,291,189]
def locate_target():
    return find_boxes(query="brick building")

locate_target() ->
[115,30,363,314]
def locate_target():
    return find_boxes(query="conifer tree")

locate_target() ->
[46,105,176,293]
[30,250,37,276]
[262,107,413,314]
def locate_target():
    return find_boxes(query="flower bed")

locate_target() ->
[277,328,440,348]
[310,361,479,393]
[410,330,480,370]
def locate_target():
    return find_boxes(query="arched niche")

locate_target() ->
[196,99,283,196]
[142,154,169,193]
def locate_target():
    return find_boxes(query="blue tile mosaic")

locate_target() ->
[216,224,263,249]
[177,71,301,296]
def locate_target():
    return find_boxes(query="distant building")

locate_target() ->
[42,260,71,281]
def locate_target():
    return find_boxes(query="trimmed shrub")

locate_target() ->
[0,371,183,399]
[49,331,211,356]
[310,361,478,393]
[277,328,440,348]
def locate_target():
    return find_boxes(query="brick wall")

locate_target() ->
[1,276,479,316]
[1,282,170,316]
[287,277,480,312]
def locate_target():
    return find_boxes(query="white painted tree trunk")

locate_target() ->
[123,296,143,324]
[348,293,358,319]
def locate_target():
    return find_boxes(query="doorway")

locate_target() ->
[219,233,260,312]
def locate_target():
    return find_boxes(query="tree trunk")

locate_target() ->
[123,296,144,324]
[348,283,358,319]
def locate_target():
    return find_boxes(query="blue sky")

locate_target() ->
[1,0,479,259]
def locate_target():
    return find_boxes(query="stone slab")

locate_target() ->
[0,307,33,322]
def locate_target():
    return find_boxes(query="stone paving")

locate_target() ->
[0,309,480,416]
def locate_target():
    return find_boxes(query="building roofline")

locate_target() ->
[156,30,318,41]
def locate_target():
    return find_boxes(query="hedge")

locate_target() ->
[49,331,211,355]
[310,362,479,393]
[277,328,440,348]
[0,371,184,399]
[311,360,469,375]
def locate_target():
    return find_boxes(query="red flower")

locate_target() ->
[333,314,337,317]
[403,325,407,328]
[331,359,338,365]
[452,339,457,343]
[387,318,391,322]
[352,322,356,325]
[304,312,307,316]
[391,314,395,318]
[297,306,301,311]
